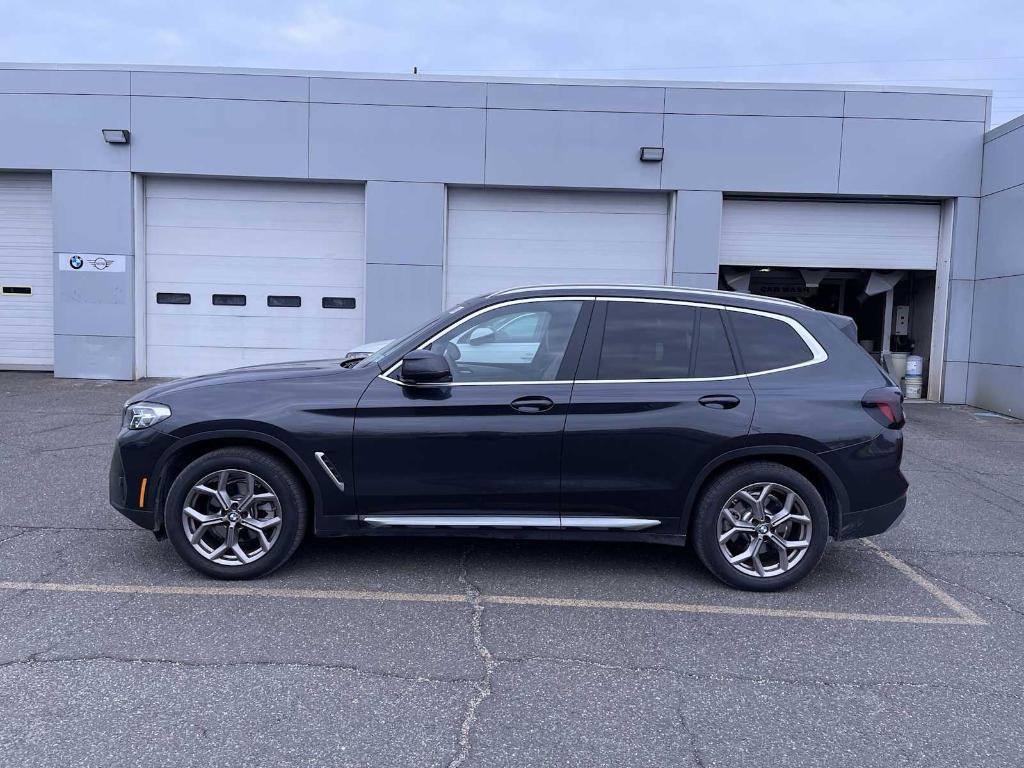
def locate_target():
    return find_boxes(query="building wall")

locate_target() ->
[969,116,1024,416]
[0,65,991,389]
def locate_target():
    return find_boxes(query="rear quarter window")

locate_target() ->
[728,311,815,373]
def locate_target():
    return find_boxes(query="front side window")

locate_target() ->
[427,300,584,383]
[597,301,696,380]
[728,311,814,373]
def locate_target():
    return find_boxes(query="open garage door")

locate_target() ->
[0,173,52,370]
[144,178,365,378]
[720,199,940,270]
[445,188,670,308]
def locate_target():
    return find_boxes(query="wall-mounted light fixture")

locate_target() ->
[102,129,130,144]
[639,146,664,162]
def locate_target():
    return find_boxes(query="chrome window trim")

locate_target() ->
[379,294,826,387]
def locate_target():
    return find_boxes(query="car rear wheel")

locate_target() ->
[691,462,829,591]
[164,447,307,579]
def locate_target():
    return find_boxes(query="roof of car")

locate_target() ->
[484,284,813,314]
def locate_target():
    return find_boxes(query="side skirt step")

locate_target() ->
[361,515,660,531]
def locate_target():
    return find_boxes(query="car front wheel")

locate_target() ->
[164,447,307,579]
[691,462,829,591]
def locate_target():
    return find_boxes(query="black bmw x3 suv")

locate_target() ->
[111,284,907,591]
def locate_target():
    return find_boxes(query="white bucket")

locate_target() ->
[889,352,908,383]
[906,355,925,376]
[903,374,923,399]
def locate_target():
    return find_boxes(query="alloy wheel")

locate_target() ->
[182,468,283,566]
[717,482,813,578]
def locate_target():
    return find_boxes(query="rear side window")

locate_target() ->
[693,309,737,378]
[597,301,696,380]
[728,311,814,373]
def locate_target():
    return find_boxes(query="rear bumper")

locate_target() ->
[837,491,908,539]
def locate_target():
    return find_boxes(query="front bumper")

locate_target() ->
[837,491,908,539]
[109,427,178,532]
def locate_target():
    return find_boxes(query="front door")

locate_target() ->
[560,299,755,531]
[353,298,592,521]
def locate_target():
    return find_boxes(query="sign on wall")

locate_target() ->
[57,253,126,273]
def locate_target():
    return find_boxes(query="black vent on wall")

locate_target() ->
[322,297,356,309]
[213,294,246,306]
[156,292,190,305]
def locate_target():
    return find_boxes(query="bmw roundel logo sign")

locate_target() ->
[69,254,84,270]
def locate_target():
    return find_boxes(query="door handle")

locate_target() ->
[698,394,741,410]
[510,395,555,414]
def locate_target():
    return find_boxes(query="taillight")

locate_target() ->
[862,387,905,429]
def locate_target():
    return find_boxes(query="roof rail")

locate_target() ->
[487,284,809,310]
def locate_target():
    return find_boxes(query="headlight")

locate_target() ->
[123,402,172,430]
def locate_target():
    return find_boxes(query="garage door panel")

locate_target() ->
[147,314,361,350]
[147,227,364,260]
[446,188,669,305]
[449,188,668,214]
[146,177,365,377]
[721,199,940,269]
[448,210,668,242]
[0,173,52,369]
[147,254,364,288]
[147,177,361,205]
[146,197,365,232]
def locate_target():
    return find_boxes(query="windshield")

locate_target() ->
[354,304,467,369]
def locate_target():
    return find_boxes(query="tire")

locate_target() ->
[691,462,829,592]
[164,447,308,580]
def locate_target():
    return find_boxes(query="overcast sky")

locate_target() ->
[2,0,1024,124]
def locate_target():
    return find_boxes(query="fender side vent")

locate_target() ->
[314,451,345,491]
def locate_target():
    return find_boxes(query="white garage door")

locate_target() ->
[720,199,941,270]
[0,173,52,370]
[145,178,365,378]
[446,188,670,307]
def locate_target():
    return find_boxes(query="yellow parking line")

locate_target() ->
[862,538,986,624]
[0,570,986,626]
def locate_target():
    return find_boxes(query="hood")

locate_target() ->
[129,358,351,404]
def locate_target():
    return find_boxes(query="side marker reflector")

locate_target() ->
[138,477,148,508]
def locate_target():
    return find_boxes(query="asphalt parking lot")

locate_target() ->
[1,371,1022,767]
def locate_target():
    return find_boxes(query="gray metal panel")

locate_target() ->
[310,77,486,107]
[130,96,309,177]
[981,126,1024,196]
[943,360,968,404]
[945,279,974,363]
[0,68,130,95]
[950,196,980,281]
[966,362,1024,418]
[838,118,983,197]
[671,272,719,289]
[365,182,445,266]
[0,94,130,171]
[130,71,308,102]
[54,263,134,337]
[977,186,1024,279]
[665,88,843,117]
[672,191,722,274]
[309,104,485,183]
[364,263,442,340]
[54,333,134,380]
[486,83,664,113]
[661,115,842,193]
[485,109,663,188]
[52,171,133,255]
[969,274,1024,366]
[843,91,987,122]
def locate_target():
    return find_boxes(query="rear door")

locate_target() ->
[560,299,755,532]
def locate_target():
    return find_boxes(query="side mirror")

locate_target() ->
[399,349,452,385]
[467,327,494,346]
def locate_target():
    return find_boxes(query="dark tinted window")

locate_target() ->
[323,297,356,309]
[213,294,246,306]
[728,311,813,373]
[694,309,736,377]
[268,295,301,308]
[156,292,190,305]
[597,301,696,380]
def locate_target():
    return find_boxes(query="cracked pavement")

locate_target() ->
[1,371,1023,767]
